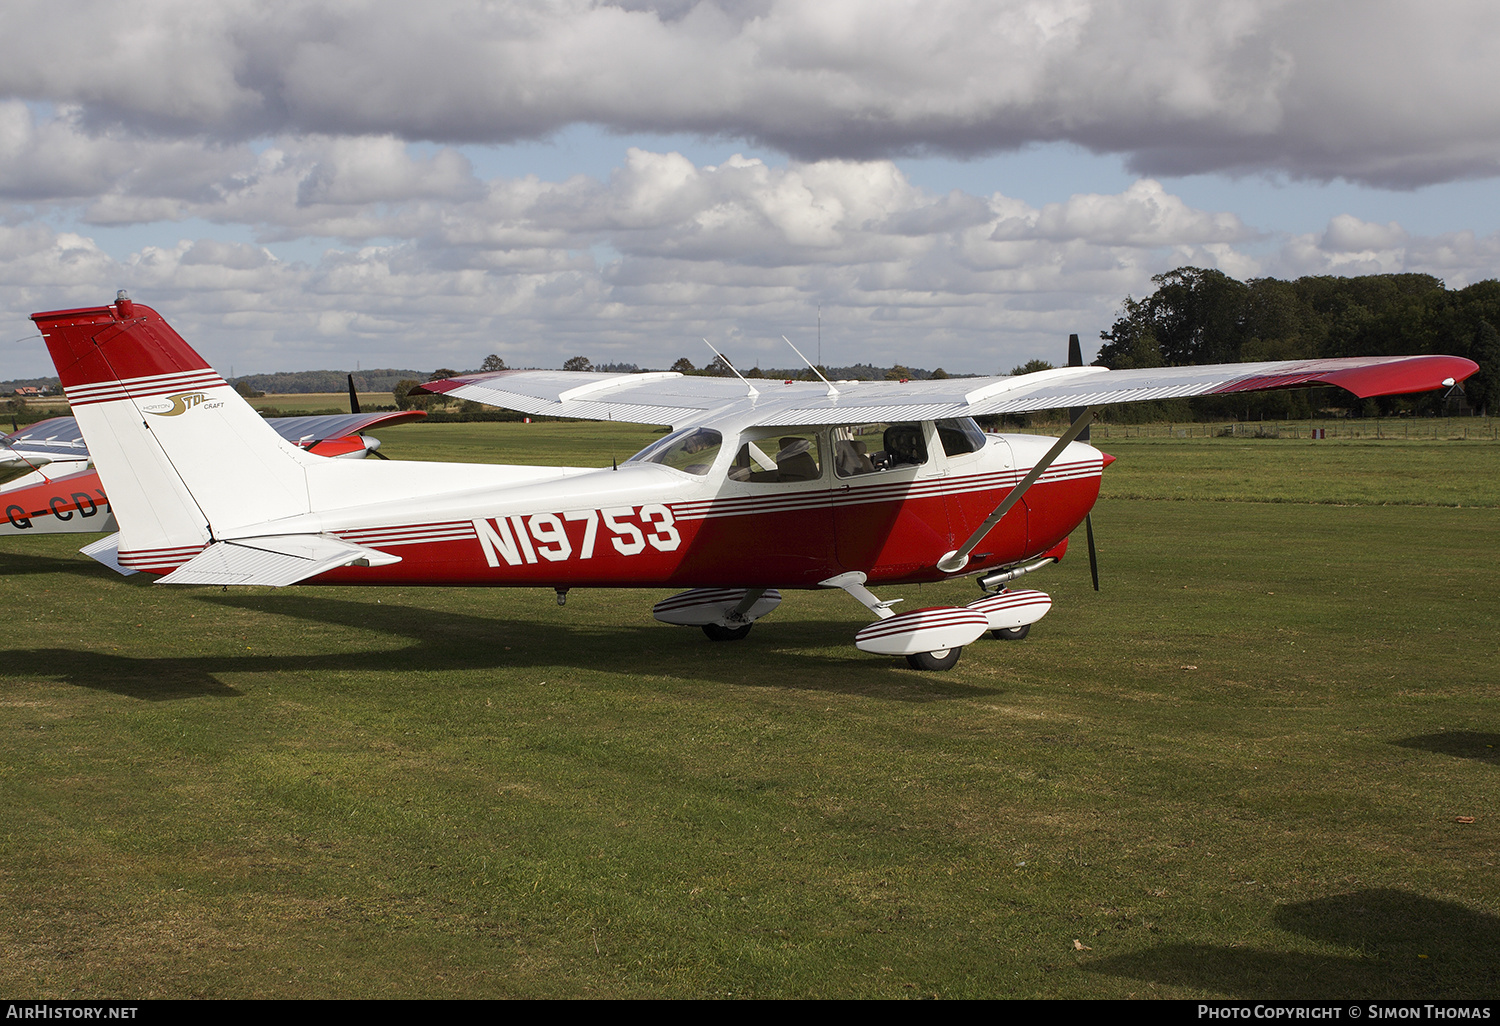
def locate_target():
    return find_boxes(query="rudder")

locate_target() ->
[32,293,315,573]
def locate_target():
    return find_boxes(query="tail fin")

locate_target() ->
[31,293,315,573]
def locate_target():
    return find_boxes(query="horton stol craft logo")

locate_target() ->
[143,392,221,416]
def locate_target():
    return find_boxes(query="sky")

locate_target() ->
[2,0,1498,380]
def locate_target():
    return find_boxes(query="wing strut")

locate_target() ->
[936,408,1094,573]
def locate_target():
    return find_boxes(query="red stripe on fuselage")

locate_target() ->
[304,469,1103,590]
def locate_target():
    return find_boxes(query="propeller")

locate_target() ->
[347,371,392,458]
[1068,333,1100,591]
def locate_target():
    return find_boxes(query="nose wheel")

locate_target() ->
[702,622,753,642]
[905,647,962,671]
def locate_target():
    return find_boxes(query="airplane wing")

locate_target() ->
[4,416,90,462]
[420,370,750,427]
[263,410,427,448]
[1,409,426,474]
[0,439,50,486]
[422,355,1478,428]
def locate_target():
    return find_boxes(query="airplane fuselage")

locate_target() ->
[152,422,1107,590]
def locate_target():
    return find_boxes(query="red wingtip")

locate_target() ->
[1211,356,1480,400]
[1313,356,1480,398]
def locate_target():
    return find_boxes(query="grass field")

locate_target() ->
[0,427,1496,998]
[249,393,394,415]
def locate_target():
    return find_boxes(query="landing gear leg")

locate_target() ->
[822,572,981,671]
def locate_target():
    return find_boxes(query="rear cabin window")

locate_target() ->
[831,423,928,478]
[629,427,723,476]
[728,430,824,483]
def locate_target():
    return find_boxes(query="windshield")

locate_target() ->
[936,417,986,456]
[627,427,723,476]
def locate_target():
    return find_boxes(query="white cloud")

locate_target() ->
[1,133,1496,383]
[295,137,483,206]
[1270,214,1500,287]
[1320,214,1407,253]
[0,143,1279,377]
[991,179,1253,246]
[1,2,1497,187]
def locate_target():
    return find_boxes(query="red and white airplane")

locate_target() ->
[28,293,1477,670]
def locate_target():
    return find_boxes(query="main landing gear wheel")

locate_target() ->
[992,624,1030,641]
[702,623,753,642]
[906,647,962,671]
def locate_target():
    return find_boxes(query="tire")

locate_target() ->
[991,623,1030,641]
[702,622,753,642]
[905,647,962,671]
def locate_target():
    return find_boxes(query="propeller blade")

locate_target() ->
[1068,332,1091,444]
[1084,513,1099,591]
[347,373,361,415]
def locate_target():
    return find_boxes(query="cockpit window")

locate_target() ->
[936,417,987,456]
[728,430,823,483]
[628,427,723,476]
[831,423,928,478]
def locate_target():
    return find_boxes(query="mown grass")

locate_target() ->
[1097,436,1500,507]
[247,393,393,415]
[0,426,1495,998]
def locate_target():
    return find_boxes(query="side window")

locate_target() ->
[728,431,823,484]
[832,423,928,478]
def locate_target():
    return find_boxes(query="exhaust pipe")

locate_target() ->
[977,556,1058,592]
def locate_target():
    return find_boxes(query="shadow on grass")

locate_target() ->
[4,648,242,700]
[1090,889,1500,998]
[3,593,1003,704]
[0,547,127,579]
[1392,731,1500,766]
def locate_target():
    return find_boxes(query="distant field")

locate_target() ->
[0,425,1495,998]
[250,393,392,414]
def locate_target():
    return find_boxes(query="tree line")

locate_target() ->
[1096,267,1500,419]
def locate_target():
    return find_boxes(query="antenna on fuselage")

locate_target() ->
[782,335,839,398]
[701,338,760,399]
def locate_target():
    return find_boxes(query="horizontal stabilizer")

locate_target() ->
[80,533,137,576]
[156,534,400,587]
